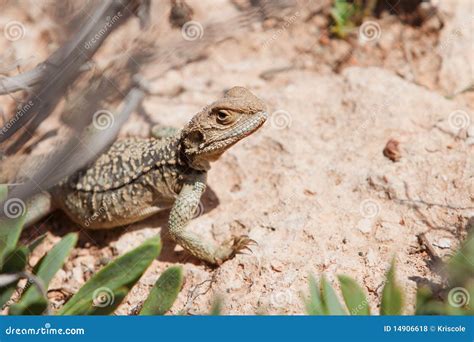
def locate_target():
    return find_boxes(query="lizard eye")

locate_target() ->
[216,110,233,125]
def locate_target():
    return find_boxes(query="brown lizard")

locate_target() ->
[3,87,267,265]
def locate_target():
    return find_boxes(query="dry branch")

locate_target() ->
[0,0,144,152]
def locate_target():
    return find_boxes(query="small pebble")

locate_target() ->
[433,238,451,249]
[271,260,284,272]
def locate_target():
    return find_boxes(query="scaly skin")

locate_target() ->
[25,87,267,265]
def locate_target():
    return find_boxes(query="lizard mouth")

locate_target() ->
[200,111,268,153]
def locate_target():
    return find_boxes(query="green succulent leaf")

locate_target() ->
[210,296,223,316]
[58,236,162,315]
[0,245,30,309]
[2,246,29,274]
[414,286,447,315]
[0,184,27,308]
[380,260,403,315]
[66,287,130,315]
[8,296,48,316]
[320,275,347,315]
[305,275,323,315]
[140,266,183,315]
[0,184,7,201]
[338,275,370,315]
[0,207,26,271]
[9,233,78,315]
[32,233,77,285]
[447,229,474,286]
[0,286,16,308]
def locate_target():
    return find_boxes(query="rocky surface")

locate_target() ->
[0,0,472,315]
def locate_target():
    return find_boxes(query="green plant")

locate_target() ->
[305,261,402,315]
[415,227,474,316]
[330,0,378,38]
[139,266,183,316]
[0,185,183,315]
[330,0,359,38]
[305,231,473,315]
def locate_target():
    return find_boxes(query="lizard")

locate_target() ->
[2,86,267,265]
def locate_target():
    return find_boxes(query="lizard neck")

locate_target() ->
[177,136,211,172]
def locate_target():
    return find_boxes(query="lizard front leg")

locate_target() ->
[168,173,254,265]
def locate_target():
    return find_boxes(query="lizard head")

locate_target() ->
[181,86,267,170]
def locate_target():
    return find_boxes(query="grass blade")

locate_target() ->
[58,236,162,315]
[338,275,370,315]
[210,296,223,315]
[9,233,78,315]
[0,245,29,309]
[0,185,25,269]
[320,275,347,315]
[140,266,183,315]
[380,260,403,315]
[305,275,323,315]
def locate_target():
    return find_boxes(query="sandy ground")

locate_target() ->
[0,0,473,315]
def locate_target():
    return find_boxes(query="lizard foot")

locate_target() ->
[215,235,257,265]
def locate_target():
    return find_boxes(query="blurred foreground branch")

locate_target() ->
[0,0,145,152]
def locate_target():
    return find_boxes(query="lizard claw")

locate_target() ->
[229,235,258,258]
[215,235,258,263]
